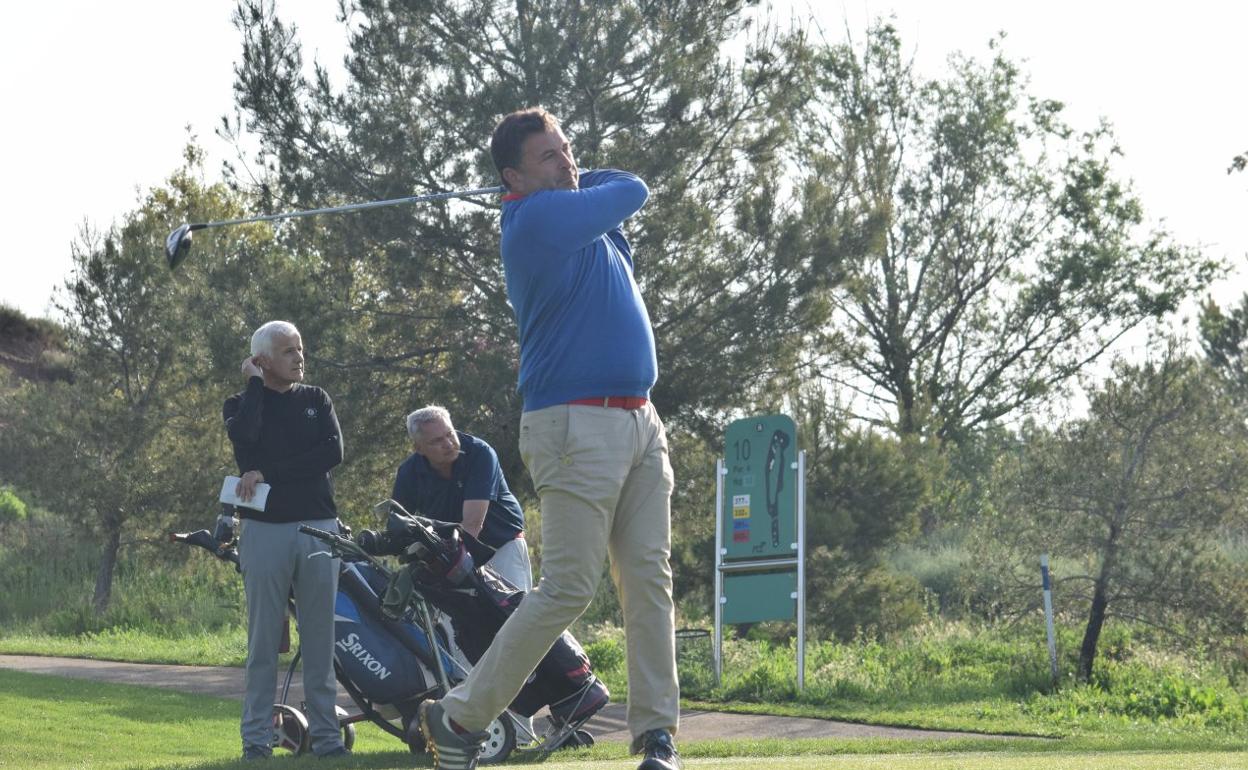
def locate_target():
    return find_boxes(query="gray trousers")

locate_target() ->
[238,518,342,755]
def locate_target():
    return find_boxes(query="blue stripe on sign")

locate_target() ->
[733,520,750,530]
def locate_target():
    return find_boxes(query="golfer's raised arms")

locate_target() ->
[505,169,649,251]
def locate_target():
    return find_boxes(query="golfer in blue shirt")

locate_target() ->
[416,107,680,770]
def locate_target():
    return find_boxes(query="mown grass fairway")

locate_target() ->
[3,669,1246,770]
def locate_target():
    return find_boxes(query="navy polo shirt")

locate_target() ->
[390,431,525,549]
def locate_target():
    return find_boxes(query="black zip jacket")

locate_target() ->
[222,376,342,523]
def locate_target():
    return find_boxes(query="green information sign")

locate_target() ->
[721,414,798,562]
[714,413,806,684]
[722,571,797,624]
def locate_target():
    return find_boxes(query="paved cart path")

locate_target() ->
[0,654,1020,744]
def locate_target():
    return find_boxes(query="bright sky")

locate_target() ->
[1,1,1244,321]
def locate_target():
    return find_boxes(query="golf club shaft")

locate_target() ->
[190,185,505,231]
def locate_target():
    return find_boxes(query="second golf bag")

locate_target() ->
[355,501,610,730]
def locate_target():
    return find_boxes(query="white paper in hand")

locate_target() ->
[219,475,271,512]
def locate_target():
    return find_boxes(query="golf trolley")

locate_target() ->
[171,500,608,763]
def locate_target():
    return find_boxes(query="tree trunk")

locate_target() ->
[1077,579,1109,683]
[92,516,122,615]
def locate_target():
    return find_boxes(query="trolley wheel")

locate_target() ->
[272,704,310,755]
[572,729,595,748]
[556,728,595,750]
[477,713,516,765]
[334,705,356,751]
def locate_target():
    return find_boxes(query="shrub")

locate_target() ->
[0,515,95,622]
[0,487,27,523]
[703,617,1247,732]
[675,629,716,698]
[584,637,624,674]
[888,538,1006,619]
[0,515,243,633]
[806,550,928,640]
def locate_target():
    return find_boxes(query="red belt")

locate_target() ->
[569,396,648,409]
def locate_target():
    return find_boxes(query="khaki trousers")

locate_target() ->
[441,402,678,747]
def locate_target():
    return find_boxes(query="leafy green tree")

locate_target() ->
[665,428,720,610]
[0,150,294,613]
[794,387,930,638]
[0,486,26,524]
[223,0,844,469]
[1198,293,1248,404]
[792,24,1221,443]
[991,345,1248,682]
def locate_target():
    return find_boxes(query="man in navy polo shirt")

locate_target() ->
[391,405,531,591]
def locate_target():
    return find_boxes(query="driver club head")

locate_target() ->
[165,224,194,269]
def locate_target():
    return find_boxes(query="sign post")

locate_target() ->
[1041,554,1059,685]
[713,414,806,689]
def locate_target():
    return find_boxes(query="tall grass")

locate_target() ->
[576,620,1248,736]
[1217,531,1248,565]
[0,514,243,637]
[0,513,96,621]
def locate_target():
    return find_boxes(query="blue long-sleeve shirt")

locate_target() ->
[500,169,656,411]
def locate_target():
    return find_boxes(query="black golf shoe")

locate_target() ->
[415,699,488,770]
[637,728,682,770]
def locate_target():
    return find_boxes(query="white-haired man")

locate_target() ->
[223,320,349,760]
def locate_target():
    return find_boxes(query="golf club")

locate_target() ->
[165,185,505,269]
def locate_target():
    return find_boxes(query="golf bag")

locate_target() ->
[354,501,610,730]
[330,557,445,721]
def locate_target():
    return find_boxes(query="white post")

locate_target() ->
[713,458,725,687]
[1041,554,1058,685]
[795,450,806,691]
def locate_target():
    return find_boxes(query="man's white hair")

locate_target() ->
[250,320,300,357]
[406,405,453,442]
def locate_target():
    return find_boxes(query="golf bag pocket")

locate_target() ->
[508,629,606,718]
